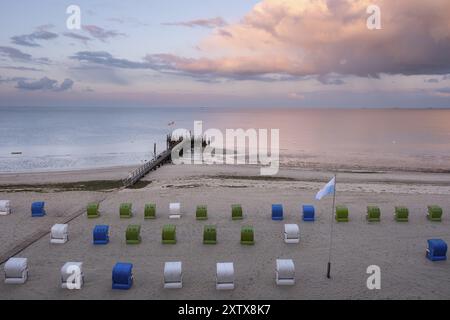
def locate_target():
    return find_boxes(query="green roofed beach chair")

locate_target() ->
[196,205,208,220]
[366,206,381,222]
[241,226,254,245]
[120,203,133,219]
[87,203,100,219]
[203,225,217,244]
[126,225,141,244]
[162,224,176,244]
[144,203,156,219]
[232,204,243,220]
[395,206,409,222]
[427,205,442,222]
[335,205,349,222]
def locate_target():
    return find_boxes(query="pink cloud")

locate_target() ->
[162,17,227,28]
[148,0,450,79]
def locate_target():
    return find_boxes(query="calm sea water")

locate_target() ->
[1,106,449,173]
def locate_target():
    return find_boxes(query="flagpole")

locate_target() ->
[327,174,337,279]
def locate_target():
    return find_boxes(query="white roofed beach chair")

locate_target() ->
[61,262,84,289]
[4,257,28,284]
[284,224,300,244]
[50,224,69,244]
[164,261,183,289]
[276,259,295,286]
[169,203,182,219]
[0,200,11,215]
[216,262,235,290]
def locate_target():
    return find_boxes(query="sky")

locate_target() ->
[0,0,450,108]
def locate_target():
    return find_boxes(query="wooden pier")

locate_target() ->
[122,148,172,187]
[122,134,209,188]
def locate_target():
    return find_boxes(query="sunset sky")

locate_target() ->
[1,0,450,108]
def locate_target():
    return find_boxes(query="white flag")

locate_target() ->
[316,177,335,200]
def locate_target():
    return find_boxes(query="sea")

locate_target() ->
[1,106,449,173]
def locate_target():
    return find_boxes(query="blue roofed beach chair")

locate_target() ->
[112,262,133,290]
[426,239,447,261]
[31,201,45,217]
[93,225,109,245]
[302,205,315,221]
[272,204,284,221]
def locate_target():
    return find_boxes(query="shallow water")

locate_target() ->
[1,106,449,173]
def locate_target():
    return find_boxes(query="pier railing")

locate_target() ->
[122,148,172,187]
[122,135,209,188]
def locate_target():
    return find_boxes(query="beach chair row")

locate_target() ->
[3,258,297,288]
[87,202,247,220]
[88,203,443,222]
[5,238,447,287]
[49,223,302,245]
[0,201,243,220]
[333,205,444,222]
[0,201,445,222]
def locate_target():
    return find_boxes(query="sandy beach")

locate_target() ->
[0,164,449,300]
